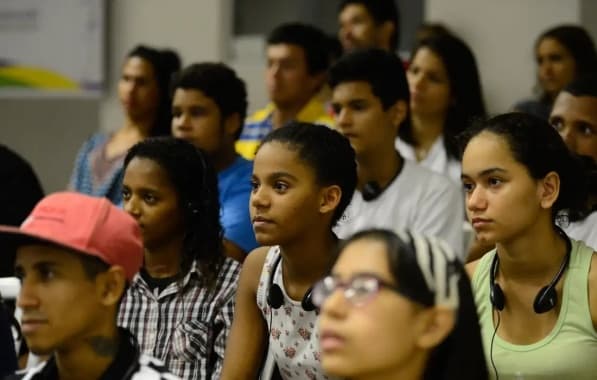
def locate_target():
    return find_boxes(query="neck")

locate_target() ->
[410,113,445,159]
[496,223,568,282]
[211,147,239,173]
[271,98,310,129]
[279,230,338,285]
[352,352,427,380]
[123,114,155,138]
[144,236,185,278]
[356,150,401,192]
[54,324,119,380]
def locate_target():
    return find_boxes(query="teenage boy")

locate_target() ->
[329,48,464,256]
[236,22,333,160]
[1,192,180,380]
[171,62,258,261]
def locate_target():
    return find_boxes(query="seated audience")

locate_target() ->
[329,48,464,255]
[221,122,357,379]
[118,137,240,379]
[171,62,258,261]
[463,113,597,379]
[314,228,487,380]
[0,192,179,379]
[69,45,180,205]
[513,25,597,120]
[236,23,333,160]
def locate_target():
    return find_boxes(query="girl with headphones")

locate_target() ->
[313,228,487,380]
[462,113,597,379]
[221,122,357,380]
[118,137,241,379]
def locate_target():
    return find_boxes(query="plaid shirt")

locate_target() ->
[118,258,240,380]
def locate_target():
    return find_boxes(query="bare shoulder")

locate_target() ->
[240,246,271,290]
[465,259,481,280]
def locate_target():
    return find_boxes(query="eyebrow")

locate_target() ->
[461,167,508,180]
[15,260,60,274]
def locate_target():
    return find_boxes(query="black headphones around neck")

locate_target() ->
[361,152,404,202]
[489,229,572,314]
[266,254,316,312]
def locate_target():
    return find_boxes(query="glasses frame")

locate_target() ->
[312,273,403,308]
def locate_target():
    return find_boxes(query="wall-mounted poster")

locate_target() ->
[0,0,104,97]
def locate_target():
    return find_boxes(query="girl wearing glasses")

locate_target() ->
[314,229,487,380]
[221,122,357,379]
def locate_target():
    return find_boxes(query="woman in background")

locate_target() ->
[69,45,180,205]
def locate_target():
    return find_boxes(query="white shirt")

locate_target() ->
[563,211,597,250]
[335,159,465,258]
[395,136,461,184]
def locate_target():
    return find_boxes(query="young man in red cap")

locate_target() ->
[0,192,180,380]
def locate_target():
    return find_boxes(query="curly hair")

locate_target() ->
[124,137,224,288]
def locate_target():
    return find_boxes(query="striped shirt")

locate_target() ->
[6,328,181,380]
[118,258,241,380]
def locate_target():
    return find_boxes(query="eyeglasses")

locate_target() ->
[311,273,402,308]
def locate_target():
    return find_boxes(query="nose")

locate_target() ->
[123,196,141,220]
[250,185,270,210]
[173,112,191,131]
[466,186,487,213]
[558,126,576,151]
[17,279,40,311]
[320,287,348,319]
[335,108,352,129]
[409,72,424,92]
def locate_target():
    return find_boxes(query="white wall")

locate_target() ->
[0,0,231,193]
[426,0,580,114]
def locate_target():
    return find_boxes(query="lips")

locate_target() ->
[21,319,48,334]
[319,329,345,351]
[252,216,273,229]
[471,217,492,229]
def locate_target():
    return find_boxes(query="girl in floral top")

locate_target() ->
[221,122,357,380]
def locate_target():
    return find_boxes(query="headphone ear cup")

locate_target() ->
[533,285,557,314]
[490,283,505,311]
[267,283,284,309]
[301,287,316,312]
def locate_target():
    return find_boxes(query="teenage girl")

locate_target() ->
[313,228,487,380]
[221,122,357,379]
[118,137,240,380]
[69,45,180,205]
[463,113,597,379]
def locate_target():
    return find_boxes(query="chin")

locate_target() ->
[26,341,55,356]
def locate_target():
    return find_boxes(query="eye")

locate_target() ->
[462,181,474,193]
[38,266,55,282]
[549,118,564,131]
[250,179,260,192]
[143,193,157,205]
[331,104,342,116]
[579,124,596,136]
[488,177,502,187]
[273,181,289,193]
[122,188,131,201]
[347,276,378,304]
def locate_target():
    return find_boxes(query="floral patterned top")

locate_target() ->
[256,246,333,380]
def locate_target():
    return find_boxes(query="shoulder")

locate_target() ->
[246,104,275,124]
[465,259,481,279]
[243,246,271,278]
[587,250,597,328]
[401,160,461,200]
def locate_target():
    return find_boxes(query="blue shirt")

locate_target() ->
[218,156,258,253]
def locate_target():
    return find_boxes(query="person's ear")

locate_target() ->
[377,21,396,50]
[415,306,456,349]
[389,99,408,131]
[223,113,242,140]
[96,266,127,307]
[319,185,342,215]
[537,171,560,209]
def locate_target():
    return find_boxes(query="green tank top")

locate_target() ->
[472,240,597,380]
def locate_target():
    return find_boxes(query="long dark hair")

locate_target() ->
[124,137,224,288]
[125,45,181,136]
[400,33,487,160]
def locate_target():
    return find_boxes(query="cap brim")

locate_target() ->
[0,225,92,276]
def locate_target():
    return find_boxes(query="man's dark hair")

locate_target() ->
[339,0,401,50]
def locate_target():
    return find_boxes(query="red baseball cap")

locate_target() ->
[0,192,143,281]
